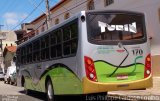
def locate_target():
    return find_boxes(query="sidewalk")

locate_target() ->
[108,77,160,100]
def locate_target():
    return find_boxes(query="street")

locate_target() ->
[0,81,131,101]
[1,78,160,101]
[108,77,160,101]
[0,81,45,101]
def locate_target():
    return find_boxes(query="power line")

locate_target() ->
[52,0,74,15]
[11,0,45,31]
[0,0,17,17]
[22,0,88,33]
[18,0,90,42]
[35,0,88,30]
[28,0,46,14]
[50,0,88,19]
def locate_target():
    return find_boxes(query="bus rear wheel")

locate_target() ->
[46,80,54,101]
[23,79,31,95]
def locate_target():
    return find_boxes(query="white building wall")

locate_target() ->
[50,0,88,27]
[1,31,17,50]
[34,18,46,34]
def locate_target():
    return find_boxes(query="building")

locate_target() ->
[0,31,17,72]
[20,0,160,76]
[3,46,17,70]
[1,31,17,50]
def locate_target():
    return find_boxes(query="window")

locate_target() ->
[26,44,33,63]
[33,40,40,62]
[55,18,59,25]
[41,35,50,60]
[87,0,95,10]
[19,19,78,64]
[21,47,26,64]
[104,0,114,6]
[62,20,78,56]
[64,13,70,20]
[50,30,62,59]
[86,12,146,45]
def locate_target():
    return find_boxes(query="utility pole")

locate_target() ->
[45,0,51,29]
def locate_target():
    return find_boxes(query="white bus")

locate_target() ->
[16,10,152,100]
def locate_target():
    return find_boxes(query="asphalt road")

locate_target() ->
[0,81,45,101]
[0,81,132,101]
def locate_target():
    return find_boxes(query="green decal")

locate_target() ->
[40,67,83,95]
[24,66,83,95]
[94,61,144,83]
[129,56,143,75]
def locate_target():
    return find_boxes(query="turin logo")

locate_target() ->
[98,21,137,33]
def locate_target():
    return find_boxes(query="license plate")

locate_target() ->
[117,74,128,80]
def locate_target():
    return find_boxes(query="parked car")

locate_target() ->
[10,71,17,85]
[0,71,4,81]
[4,65,16,84]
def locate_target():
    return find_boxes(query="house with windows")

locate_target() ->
[0,31,17,73]
[19,0,160,76]
[3,45,17,70]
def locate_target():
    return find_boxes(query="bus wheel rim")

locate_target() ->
[47,83,53,99]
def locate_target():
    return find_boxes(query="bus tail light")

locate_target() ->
[144,54,151,78]
[84,56,97,82]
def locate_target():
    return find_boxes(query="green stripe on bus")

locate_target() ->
[41,67,83,95]
[94,61,144,83]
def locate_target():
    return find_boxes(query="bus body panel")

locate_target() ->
[42,67,83,94]
[84,43,149,83]
[82,75,152,94]
[81,10,152,93]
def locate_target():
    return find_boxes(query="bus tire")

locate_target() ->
[24,88,29,95]
[23,78,31,95]
[46,79,54,101]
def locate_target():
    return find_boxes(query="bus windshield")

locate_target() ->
[86,12,147,45]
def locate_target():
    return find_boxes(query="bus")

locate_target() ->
[16,10,152,100]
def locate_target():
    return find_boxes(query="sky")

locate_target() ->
[0,0,59,30]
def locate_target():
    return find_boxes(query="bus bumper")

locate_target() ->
[82,75,152,94]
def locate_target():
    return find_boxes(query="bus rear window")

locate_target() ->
[86,12,146,45]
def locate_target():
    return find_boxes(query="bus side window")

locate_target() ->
[21,47,26,64]
[50,30,62,59]
[26,44,33,63]
[41,35,50,60]
[63,26,71,56]
[70,22,78,38]
[63,22,78,56]
[33,40,40,62]
[70,22,78,54]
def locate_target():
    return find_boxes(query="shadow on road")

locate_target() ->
[19,90,46,100]
[19,90,128,101]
